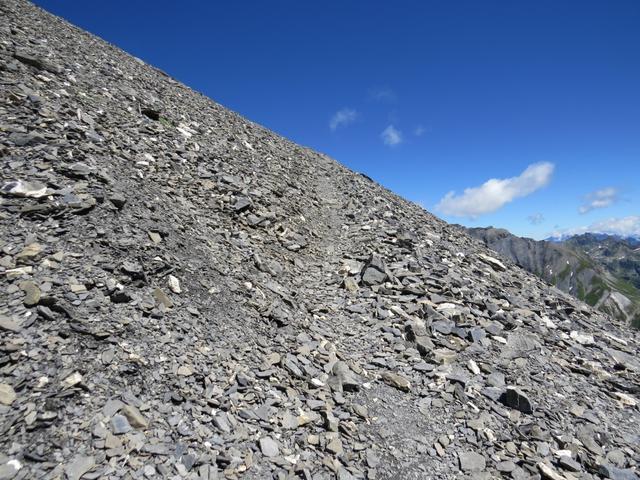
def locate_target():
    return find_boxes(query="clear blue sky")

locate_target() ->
[34,0,640,239]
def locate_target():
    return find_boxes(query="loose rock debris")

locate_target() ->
[0,1,639,479]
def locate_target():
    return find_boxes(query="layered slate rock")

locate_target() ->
[0,1,639,479]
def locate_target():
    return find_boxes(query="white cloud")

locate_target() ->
[549,216,640,239]
[381,125,402,146]
[329,108,357,131]
[435,162,555,218]
[579,187,619,214]
[527,213,545,225]
[414,125,427,137]
[369,87,397,102]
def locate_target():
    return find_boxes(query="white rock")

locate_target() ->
[478,253,506,271]
[570,331,595,345]
[467,360,481,375]
[553,449,573,458]
[62,372,83,388]
[537,461,566,480]
[436,302,457,311]
[0,383,17,405]
[1,180,48,198]
[167,275,181,294]
[613,392,637,407]
[541,316,557,329]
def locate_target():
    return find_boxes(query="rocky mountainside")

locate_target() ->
[564,235,640,291]
[466,228,640,328]
[1,1,639,479]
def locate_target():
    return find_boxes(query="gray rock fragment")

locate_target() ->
[328,361,360,392]
[111,414,132,434]
[381,372,411,391]
[259,437,279,458]
[500,387,534,414]
[459,451,486,472]
[599,464,639,480]
[64,456,95,480]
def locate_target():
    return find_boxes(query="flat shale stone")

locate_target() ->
[381,372,411,391]
[65,456,95,480]
[19,280,41,306]
[459,451,486,472]
[599,464,640,480]
[121,405,148,429]
[111,414,132,434]
[259,437,279,458]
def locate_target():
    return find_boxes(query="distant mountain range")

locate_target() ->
[465,228,640,328]
[547,232,640,245]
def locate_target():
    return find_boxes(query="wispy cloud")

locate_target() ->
[381,125,403,146]
[435,162,555,218]
[527,213,545,225]
[579,187,619,214]
[549,215,640,239]
[414,125,427,137]
[329,108,358,131]
[368,87,397,103]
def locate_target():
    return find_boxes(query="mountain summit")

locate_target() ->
[1,1,639,479]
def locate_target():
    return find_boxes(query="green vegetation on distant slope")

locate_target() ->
[558,264,572,282]
[576,257,593,273]
[613,278,640,301]
[585,276,607,306]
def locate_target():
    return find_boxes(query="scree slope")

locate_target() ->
[0,1,639,479]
